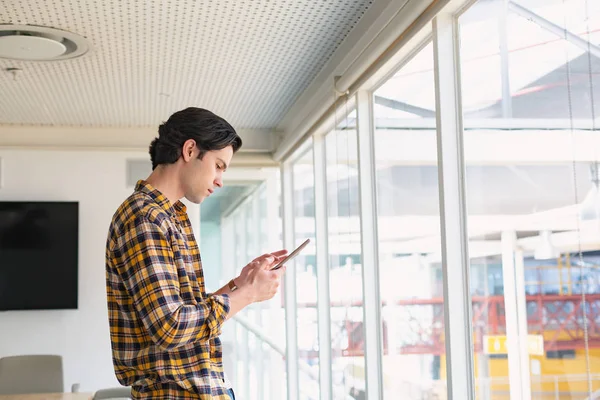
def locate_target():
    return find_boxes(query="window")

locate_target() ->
[325,110,366,398]
[373,40,446,399]
[459,0,600,398]
[292,144,320,400]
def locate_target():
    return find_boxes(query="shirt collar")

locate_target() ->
[135,180,187,216]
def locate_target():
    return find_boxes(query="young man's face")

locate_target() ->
[182,144,233,204]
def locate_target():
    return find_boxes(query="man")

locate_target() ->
[105,107,286,399]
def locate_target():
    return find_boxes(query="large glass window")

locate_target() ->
[218,177,286,400]
[373,40,446,399]
[459,0,600,398]
[292,144,320,399]
[325,109,366,398]
[258,179,288,400]
[232,207,249,398]
[243,199,261,400]
[222,1,600,399]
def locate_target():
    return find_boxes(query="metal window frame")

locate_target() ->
[281,161,300,400]
[432,10,476,400]
[312,132,333,400]
[501,232,532,399]
[250,191,265,400]
[239,205,251,400]
[355,89,384,400]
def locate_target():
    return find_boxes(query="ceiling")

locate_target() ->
[0,0,375,130]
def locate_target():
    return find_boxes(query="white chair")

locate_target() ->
[92,387,132,399]
[0,354,69,395]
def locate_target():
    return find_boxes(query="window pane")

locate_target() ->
[374,43,436,119]
[245,196,263,399]
[258,180,288,400]
[326,109,366,398]
[459,1,600,399]
[373,40,446,399]
[458,5,504,116]
[293,144,320,400]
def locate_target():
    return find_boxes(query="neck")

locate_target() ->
[145,165,184,206]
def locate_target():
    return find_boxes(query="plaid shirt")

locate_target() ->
[105,180,231,399]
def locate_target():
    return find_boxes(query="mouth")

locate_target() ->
[208,189,214,195]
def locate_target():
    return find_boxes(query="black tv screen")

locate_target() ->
[0,201,79,311]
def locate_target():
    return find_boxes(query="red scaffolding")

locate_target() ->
[335,294,600,356]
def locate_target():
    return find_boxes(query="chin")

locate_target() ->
[184,194,205,204]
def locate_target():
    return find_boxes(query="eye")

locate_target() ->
[216,164,223,170]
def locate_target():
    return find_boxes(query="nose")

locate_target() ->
[214,176,223,188]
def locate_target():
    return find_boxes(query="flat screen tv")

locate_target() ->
[0,201,79,311]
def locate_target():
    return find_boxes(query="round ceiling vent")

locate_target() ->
[0,24,90,61]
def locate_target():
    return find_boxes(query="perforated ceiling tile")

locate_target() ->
[0,0,374,129]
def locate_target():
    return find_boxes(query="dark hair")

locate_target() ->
[149,107,242,170]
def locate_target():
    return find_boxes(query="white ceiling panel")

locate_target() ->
[0,0,374,129]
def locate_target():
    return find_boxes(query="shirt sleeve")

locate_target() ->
[115,216,230,350]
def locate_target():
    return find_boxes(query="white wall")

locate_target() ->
[0,148,200,393]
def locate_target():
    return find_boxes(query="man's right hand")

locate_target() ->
[236,252,287,303]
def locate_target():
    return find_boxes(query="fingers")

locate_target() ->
[259,255,275,270]
[270,249,288,257]
[267,273,281,299]
[250,250,287,269]
[251,268,284,302]
[253,251,284,261]
[249,255,275,271]
[274,265,286,276]
[253,253,272,263]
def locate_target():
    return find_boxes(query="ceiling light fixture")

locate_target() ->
[0,24,90,61]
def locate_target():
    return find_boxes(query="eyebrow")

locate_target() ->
[217,158,229,170]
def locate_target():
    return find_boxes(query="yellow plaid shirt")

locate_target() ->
[105,180,231,399]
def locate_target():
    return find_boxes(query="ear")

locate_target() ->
[182,139,197,162]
